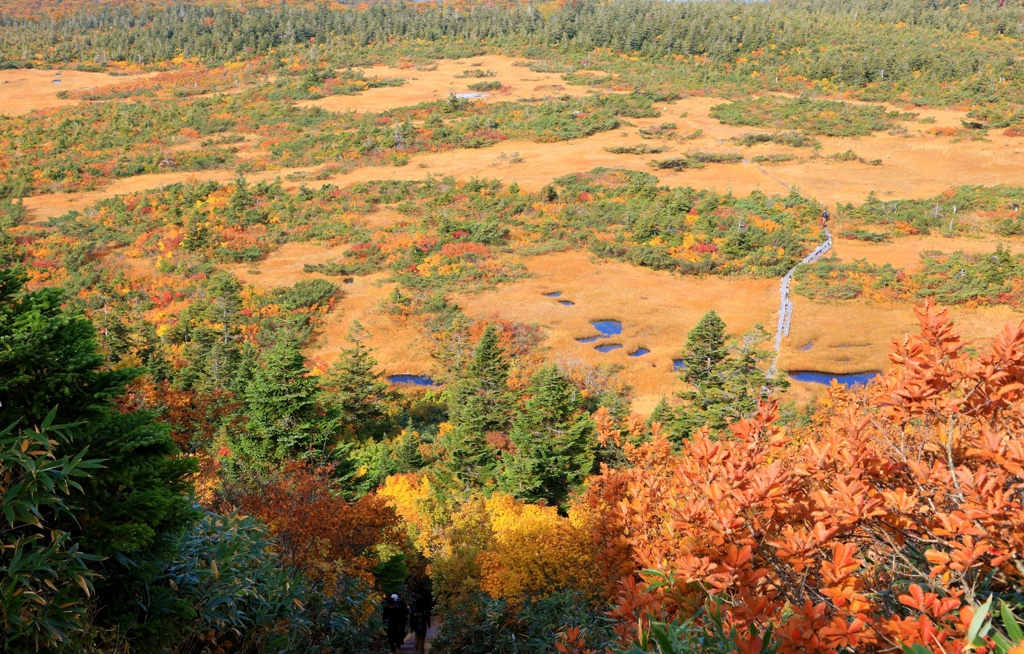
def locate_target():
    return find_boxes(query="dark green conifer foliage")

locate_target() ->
[0,266,198,649]
[396,423,425,472]
[436,323,512,490]
[321,321,394,440]
[241,335,335,463]
[499,364,596,511]
[672,311,786,440]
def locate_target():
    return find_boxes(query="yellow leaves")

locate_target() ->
[475,493,599,603]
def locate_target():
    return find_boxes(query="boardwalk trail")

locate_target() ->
[771,226,832,372]
[398,623,438,653]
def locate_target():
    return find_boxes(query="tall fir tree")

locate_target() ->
[671,311,787,440]
[395,422,425,472]
[435,323,511,491]
[239,335,336,465]
[0,266,198,648]
[499,364,597,511]
[321,321,394,440]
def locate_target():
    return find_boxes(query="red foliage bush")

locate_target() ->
[584,303,1024,653]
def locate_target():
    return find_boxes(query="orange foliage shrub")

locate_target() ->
[584,303,1024,653]
[236,462,404,592]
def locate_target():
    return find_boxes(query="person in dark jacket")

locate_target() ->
[383,595,407,653]
[409,598,432,654]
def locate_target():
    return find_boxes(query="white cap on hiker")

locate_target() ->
[391,594,399,600]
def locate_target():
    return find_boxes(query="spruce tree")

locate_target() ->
[321,321,394,440]
[240,335,335,464]
[672,312,786,439]
[435,323,511,491]
[0,266,197,647]
[395,423,425,472]
[499,364,596,511]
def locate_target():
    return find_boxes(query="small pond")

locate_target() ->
[576,335,607,343]
[387,374,438,387]
[789,371,879,387]
[590,320,622,336]
[595,343,624,353]
[544,292,562,298]
[628,348,650,357]
[672,359,686,371]
[559,300,575,306]
[799,342,813,351]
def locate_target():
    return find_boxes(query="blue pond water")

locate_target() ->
[576,335,607,343]
[590,320,622,336]
[595,343,624,353]
[387,374,438,387]
[629,348,650,357]
[559,300,575,306]
[672,359,686,371]
[790,371,879,387]
[343,278,354,284]
[544,292,562,297]
[799,342,813,351]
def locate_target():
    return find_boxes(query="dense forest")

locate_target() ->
[4,0,1024,653]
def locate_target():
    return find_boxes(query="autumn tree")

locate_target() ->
[499,364,597,511]
[580,303,1024,654]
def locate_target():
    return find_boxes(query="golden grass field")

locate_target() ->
[18,55,1024,413]
[0,67,156,116]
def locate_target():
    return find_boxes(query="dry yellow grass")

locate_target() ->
[831,233,1024,267]
[297,55,605,114]
[0,68,157,115]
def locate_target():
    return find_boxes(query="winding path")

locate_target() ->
[770,226,832,373]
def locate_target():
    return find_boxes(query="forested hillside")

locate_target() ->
[4,0,1024,653]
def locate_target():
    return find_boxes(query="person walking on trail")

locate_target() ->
[821,208,829,227]
[409,597,432,654]
[383,594,408,653]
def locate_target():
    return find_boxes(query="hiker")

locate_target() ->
[409,598,431,654]
[821,208,829,227]
[383,594,408,653]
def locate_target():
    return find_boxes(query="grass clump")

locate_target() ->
[733,131,820,148]
[751,154,796,164]
[467,81,502,92]
[604,144,671,155]
[649,151,743,170]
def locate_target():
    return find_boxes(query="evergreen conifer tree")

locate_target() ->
[395,422,425,472]
[499,364,596,511]
[435,323,511,491]
[240,335,335,464]
[672,312,786,439]
[0,266,197,647]
[321,322,394,440]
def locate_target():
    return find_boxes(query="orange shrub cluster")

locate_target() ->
[583,303,1024,653]
[236,462,405,592]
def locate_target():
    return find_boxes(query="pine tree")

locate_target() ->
[447,322,512,434]
[240,335,335,464]
[321,321,394,440]
[672,312,786,439]
[434,323,512,491]
[499,364,596,511]
[0,265,197,648]
[681,310,728,388]
[395,422,425,472]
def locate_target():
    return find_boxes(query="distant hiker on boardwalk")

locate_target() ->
[821,208,829,227]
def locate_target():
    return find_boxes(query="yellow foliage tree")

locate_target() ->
[476,493,599,603]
